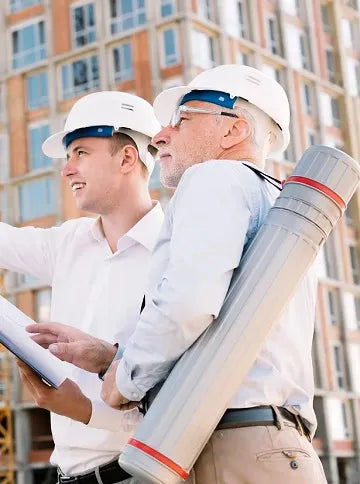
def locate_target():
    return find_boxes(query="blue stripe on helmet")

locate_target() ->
[179,90,237,109]
[63,126,114,149]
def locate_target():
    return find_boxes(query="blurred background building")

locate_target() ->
[0,0,359,482]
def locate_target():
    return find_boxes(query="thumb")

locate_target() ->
[49,342,76,363]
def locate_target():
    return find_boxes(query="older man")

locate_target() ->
[30,65,326,483]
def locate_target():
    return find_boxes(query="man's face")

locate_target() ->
[152,101,226,188]
[62,137,123,214]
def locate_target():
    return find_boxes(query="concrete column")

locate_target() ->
[146,0,162,97]
[14,409,33,484]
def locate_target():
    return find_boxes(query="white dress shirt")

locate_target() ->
[0,202,164,475]
[116,161,318,434]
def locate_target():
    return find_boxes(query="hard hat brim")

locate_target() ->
[42,128,156,173]
[42,131,70,158]
[153,86,290,155]
[153,86,200,127]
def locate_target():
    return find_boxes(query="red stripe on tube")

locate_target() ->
[285,176,346,210]
[128,438,190,480]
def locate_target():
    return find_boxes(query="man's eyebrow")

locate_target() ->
[67,144,92,158]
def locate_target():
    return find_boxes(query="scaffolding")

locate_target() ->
[0,348,14,484]
[0,267,14,484]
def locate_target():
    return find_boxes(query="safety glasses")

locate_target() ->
[170,105,239,128]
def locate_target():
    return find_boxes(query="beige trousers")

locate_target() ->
[192,424,327,483]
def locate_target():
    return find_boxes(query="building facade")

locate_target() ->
[0,0,359,483]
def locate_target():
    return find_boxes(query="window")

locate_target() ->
[307,130,316,146]
[345,199,356,226]
[113,43,133,82]
[349,245,360,284]
[355,63,360,96]
[330,97,341,128]
[341,401,351,438]
[324,232,339,279]
[303,83,314,115]
[162,28,179,67]
[10,0,42,13]
[281,0,302,16]
[261,64,283,85]
[327,288,341,325]
[236,51,248,65]
[18,176,55,222]
[346,0,359,10]
[191,30,216,69]
[354,297,360,328]
[160,0,175,17]
[110,0,146,35]
[299,32,311,71]
[27,71,48,109]
[237,0,249,39]
[267,16,281,55]
[17,272,39,287]
[326,49,336,83]
[321,4,331,32]
[149,162,160,190]
[35,288,51,322]
[72,2,96,48]
[29,124,51,170]
[12,20,46,69]
[198,0,213,21]
[333,344,346,389]
[0,136,9,182]
[349,20,360,48]
[61,55,99,100]
[327,398,352,439]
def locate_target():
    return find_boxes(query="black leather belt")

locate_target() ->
[216,405,310,439]
[58,459,131,484]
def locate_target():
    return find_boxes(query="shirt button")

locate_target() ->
[290,460,298,470]
[131,392,139,399]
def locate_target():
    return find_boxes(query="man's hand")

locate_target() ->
[17,360,92,424]
[101,360,138,410]
[26,322,117,374]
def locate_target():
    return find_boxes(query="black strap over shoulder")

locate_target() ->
[141,295,146,313]
[242,163,282,191]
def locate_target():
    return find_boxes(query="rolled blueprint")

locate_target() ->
[119,145,360,484]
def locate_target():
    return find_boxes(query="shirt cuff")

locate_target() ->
[116,359,145,401]
[87,399,142,432]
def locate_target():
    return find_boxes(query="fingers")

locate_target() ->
[26,322,70,337]
[30,333,59,348]
[119,401,140,411]
[48,342,76,364]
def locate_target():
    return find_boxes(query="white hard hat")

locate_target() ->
[153,64,290,154]
[42,91,161,173]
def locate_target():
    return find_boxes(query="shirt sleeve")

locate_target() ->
[116,162,254,401]
[0,221,70,284]
[87,399,142,432]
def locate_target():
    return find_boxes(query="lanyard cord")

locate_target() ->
[242,163,283,191]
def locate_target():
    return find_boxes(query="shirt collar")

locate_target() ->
[90,217,106,242]
[89,201,164,252]
[125,201,164,252]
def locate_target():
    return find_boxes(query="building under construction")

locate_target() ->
[0,0,359,483]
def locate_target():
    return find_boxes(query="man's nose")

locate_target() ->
[152,126,172,147]
[61,157,77,178]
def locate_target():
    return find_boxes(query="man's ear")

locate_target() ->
[119,145,139,174]
[220,118,252,150]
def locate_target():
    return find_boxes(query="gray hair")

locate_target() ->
[221,98,280,163]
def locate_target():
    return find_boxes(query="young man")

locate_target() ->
[4,91,163,483]
[28,65,326,483]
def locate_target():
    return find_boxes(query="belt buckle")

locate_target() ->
[60,476,78,483]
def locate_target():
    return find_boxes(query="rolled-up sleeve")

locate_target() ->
[116,162,254,400]
[88,399,141,432]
